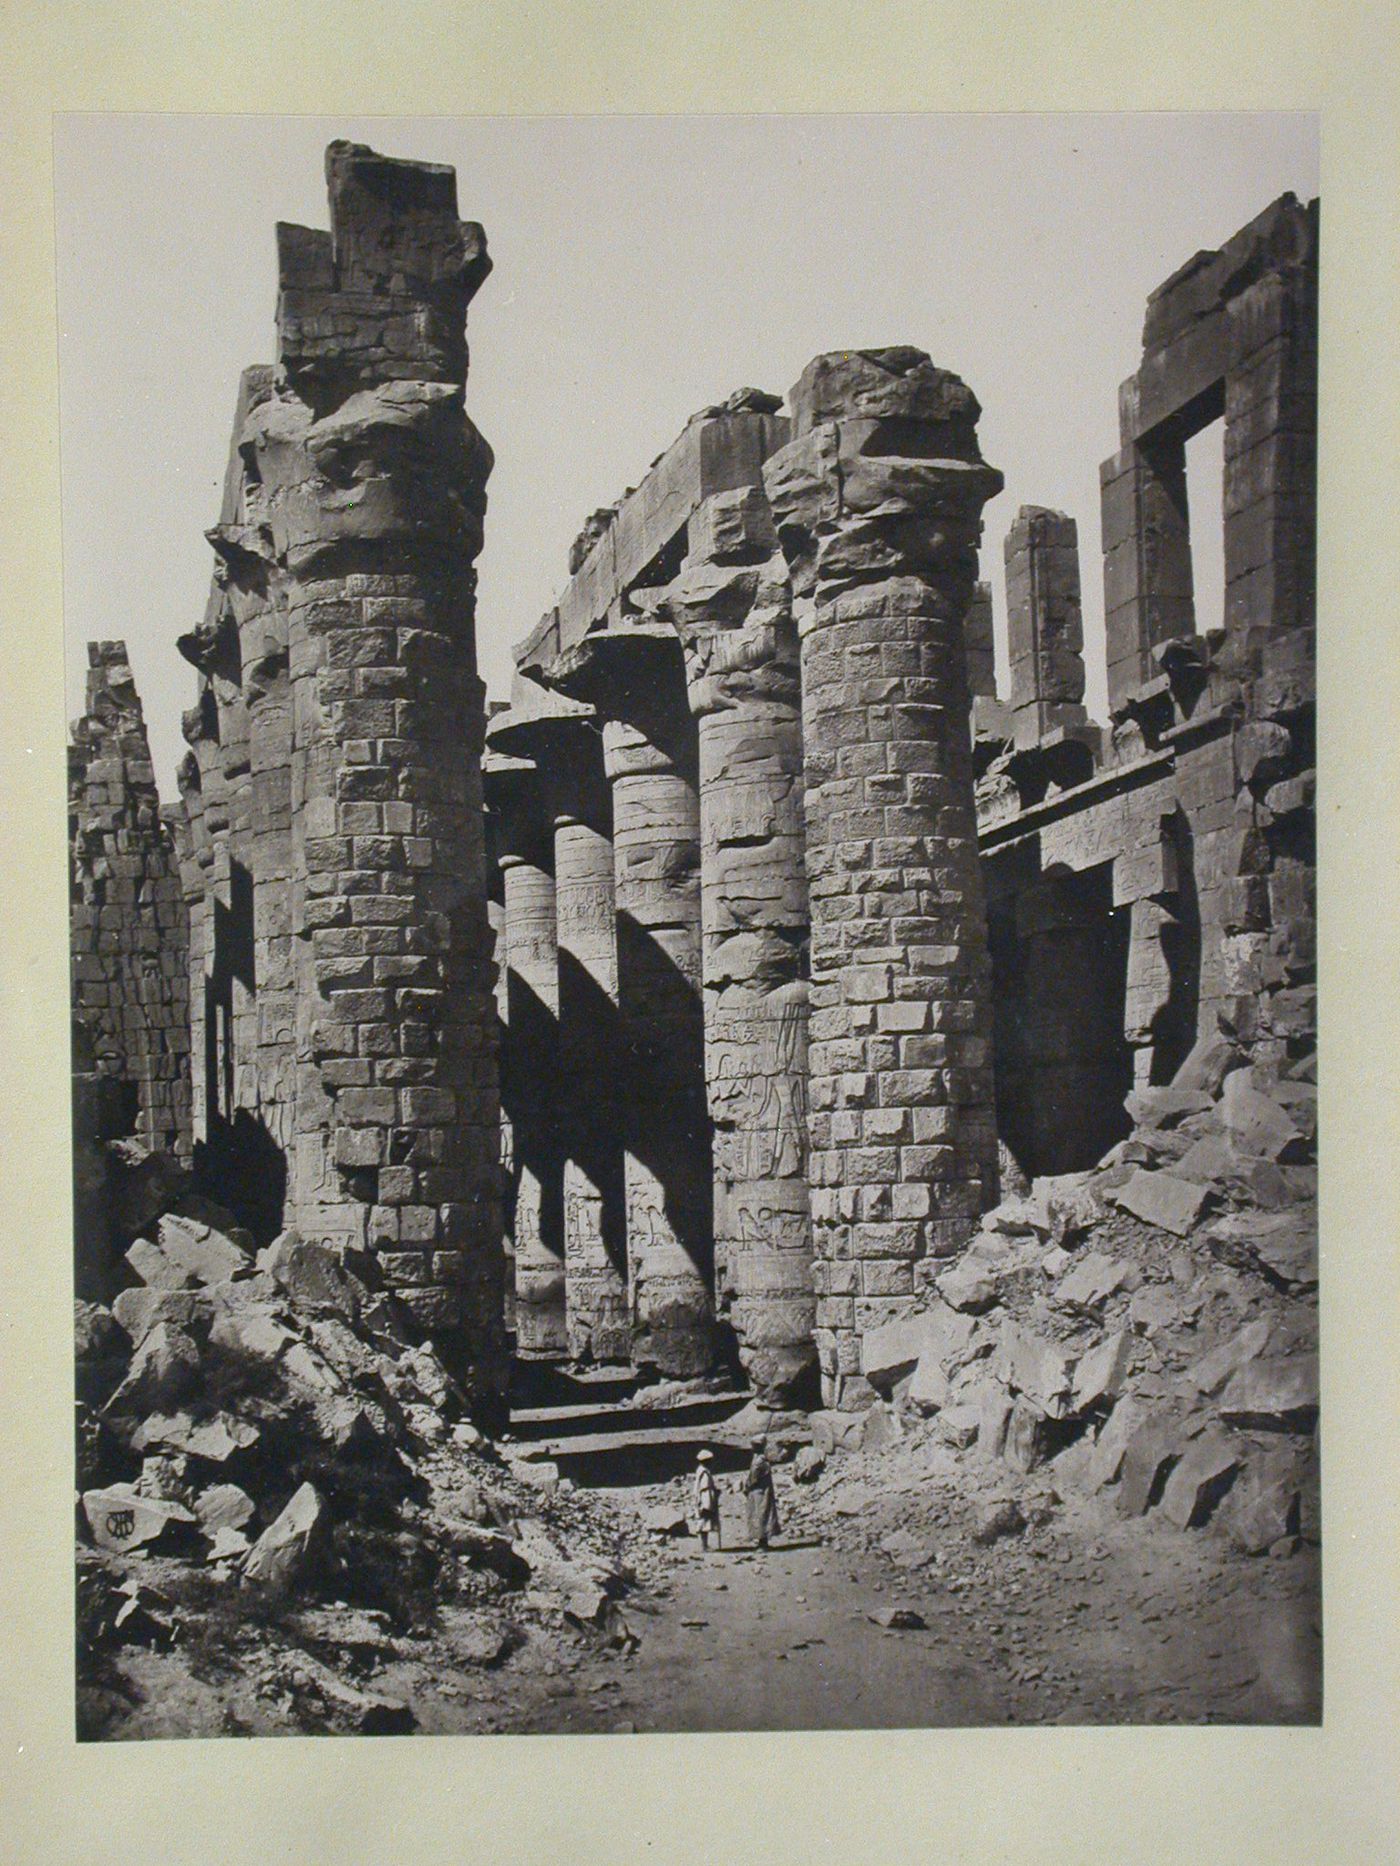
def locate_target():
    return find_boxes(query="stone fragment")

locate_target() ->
[1218,1354,1319,1431]
[970,1498,1026,1546]
[1084,1398,1150,1493]
[206,1527,252,1564]
[125,1237,196,1291]
[935,1262,1000,1314]
[194,1482,257,1536]
[1070,1329,1131,1413]
[1207,1211,1317,1288]
[1125,1087,1213,1129]
[1128,1287,1181,1336]
[208,1305,296,1362]
[243,1482,329,1588]
[103,1321,200,1418]
[1220,1071,1305,1160]
[1187,1318,1273,1395]
[137,1452,193,1503]
[1054,1251,1134,1313]
[906,1354,950,1416]
[260,1231,365,1322]
[154,1201,255,1285]
[880,1529,935,1569]
[1002,1399,1051,1473]
[281,1648,416,1734]
[1029,1175,1103,1245]
[1108,1168,1211,1237]
[132,1410,260,1462]
[993,1321,1077,1419]
[1115,1420,1180,1516]
[1171,1033,1243,1096]
[792,1445,826,1484]
[82,1484,198,1553]
[861,1305,976,1395]
[869,1606,927,1630]
[934,1403,981,1448]
[1159,1434,1241,1528]
[643,1504,689,1537]
[1221,1457,1305,1555]
[859,1402,902,1453]
[112,1286,206,1346]
[1173,1134,1238,1185]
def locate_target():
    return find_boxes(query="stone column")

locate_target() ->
[1004,505,1088,747]
[545,720,630,1364]
[484,739,567,1357]
[546,630,713,1379]
[488,684,630,1363]
[243,142,504,1403]
[656,487,816,1409]
[764,346,1004,1410]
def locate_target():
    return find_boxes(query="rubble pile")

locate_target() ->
[74,1156,656,1738]
[790,1029,1319,1559]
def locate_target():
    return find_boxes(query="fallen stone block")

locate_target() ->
[206,1526,252,1564]
[1125,1086,1214,1129]
[810,1410,868,1456]
[280,1648,416,1734]
[82,1483,198,1554]
[1173,1133,1237,1185]
[1187,1318,1273,1395]
[1070,1329,1131,1413]
[1221,1453,1305,1555]
[137,1452,193,1503]
[976,1385,1014,1460]
[861,1303,977,1394]
[133,1410,260,1463]
[643,1504,689,1538]
[112,1286,207,1347]
[935,1262,1000,1313]
[1029,1174,1103,1246]
[993,1321,1077,1419]
[869,1605,927,1630]
[512,1458,562,1493]
[1002,1398,1052,1473]
[1218,1354,1319,1431]
[259,1230,366,1322]
[207,1304,296,1362]
[792,1445,826,1483]
[970,1498,1026,1546]
[933,1402,980,1449]
[1171,1033,1243,1097]
[1107,1168,1211,1237]
[75,1302,130,1408]
[103,1321,200,1419]
[1128,1286,1181,1336]
[1159,1434,1241,1528]
[155,1201,255,1286]
[905,1352,950,1416]
[194,1482,256,1535]
[107,1140,191,1243]
[125,1237,197,1292]
[859,1401,902,1453]
[1084,1398,1149,1493]
[1220,1070,1305,1161]
[1115,1421,1180,1516]
[880,1528,935,1569]
[243,1482,329,1589]
[1054,1250,1135,1314]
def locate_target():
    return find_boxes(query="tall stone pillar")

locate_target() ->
[657,487,816,1409]
[484,743,567,1358]
[764,347,1004,1410]
[240,142,504,1403]
[544,719,630,1364]
[1004,505,1087,747]
[546,630,713,1378]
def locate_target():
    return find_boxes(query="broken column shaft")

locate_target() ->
[1004,505,1088,747]
[546,630,713,1378]
[657,487,816,1409]
[764,346,1004,1409]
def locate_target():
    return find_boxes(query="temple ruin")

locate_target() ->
[70,149,1318,1424]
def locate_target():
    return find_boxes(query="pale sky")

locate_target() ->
[55,112,1318,795]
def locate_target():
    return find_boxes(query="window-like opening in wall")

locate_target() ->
[1183,416,1226,638]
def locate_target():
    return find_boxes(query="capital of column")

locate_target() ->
[763,347,1004,612]
[542,625,695,783]
[653,488,800,719]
